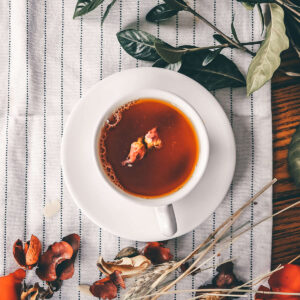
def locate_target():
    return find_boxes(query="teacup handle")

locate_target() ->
[155,205,177,237]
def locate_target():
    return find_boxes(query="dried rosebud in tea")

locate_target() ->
[122,137,146,166]
[90,270,125,300]
[13,235,41,269]
[36,241,73,282]
[21,280,63,299]
[0,268,26,300]
[143,242,173,265]
[144,127,162,149]
[255,264,300,300]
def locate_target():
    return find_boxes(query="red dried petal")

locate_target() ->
[0,268,26,300]
[25,235,42,269]
[13,240,26,268]
[36,241,73,282]
[143,242,173,265]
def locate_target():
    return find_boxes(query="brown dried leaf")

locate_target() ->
[97,255,151,278]
[115,247,139,260]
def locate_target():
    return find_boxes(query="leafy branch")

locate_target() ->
[73,0,294,95]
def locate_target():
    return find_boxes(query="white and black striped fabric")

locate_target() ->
[0,1,272,299]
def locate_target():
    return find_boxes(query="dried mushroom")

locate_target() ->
[13,235,41,269]
[196,262,244,300]
[97,255,151,278]
[36,241,73,282]
[90,270,125,300]
[143,242,173,265]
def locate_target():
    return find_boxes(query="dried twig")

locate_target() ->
[149,179,277,299]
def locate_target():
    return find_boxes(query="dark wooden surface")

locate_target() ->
[271,48,300,268]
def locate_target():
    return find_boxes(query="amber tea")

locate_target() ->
[99,99,199,198]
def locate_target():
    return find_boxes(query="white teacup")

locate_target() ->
[94,89,209,237]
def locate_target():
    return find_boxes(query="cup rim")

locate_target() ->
[93,88,210,207]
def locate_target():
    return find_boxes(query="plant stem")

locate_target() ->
[184,41,262,52]
[274,0,300,18]
[184,6,256,56]
[149,179,277,300]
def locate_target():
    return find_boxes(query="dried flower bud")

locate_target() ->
[144,127,162,149]
[122,137,146,166]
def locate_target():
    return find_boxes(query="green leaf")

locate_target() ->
[154,41,187,63]
[163,0,188,11]
[101,0,117,25]
[202,48,223,66]
[73,0,105,18]
[241,2,255,10]
[117,29,162,61]
[237,0,274,4]
[146,4,181,22]
[179,51,246,90]
[257,3,265,35]
[213,34,234,47]
[153,59,182,72]
[231,17,241,43]
[246,4,289,95]
[288,124,300,187]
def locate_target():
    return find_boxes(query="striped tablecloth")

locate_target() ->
[0,0,272,299]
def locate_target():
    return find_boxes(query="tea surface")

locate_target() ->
[99,99,199,197]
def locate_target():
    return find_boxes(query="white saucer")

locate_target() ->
[61,68,236,242]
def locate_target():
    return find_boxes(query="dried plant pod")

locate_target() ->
[36,241,73,282]
[13,235,41,269]
[97,255,151,278]
[115,246,139,260]
[90,271,125,299]
[57,234,80,280]
[143,242,173,265]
